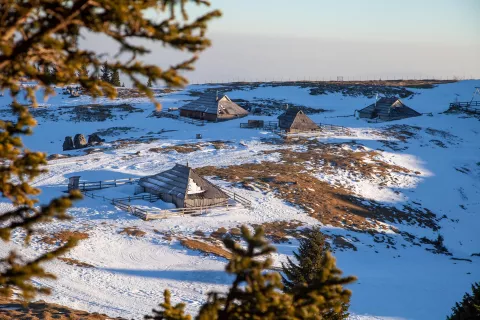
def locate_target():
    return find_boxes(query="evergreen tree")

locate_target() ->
[0,0,220,300]
[146,226,357,320]
[100,62,112,83]
[145,290,191,320]
[282,228,352,319]
[447,282,480,320]
[111,69,121,86]
[147,77,153,87]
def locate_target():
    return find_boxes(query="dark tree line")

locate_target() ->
[100,62,122,87]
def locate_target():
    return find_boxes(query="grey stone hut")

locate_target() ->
[357,97,421,121]
[138,164,229,208]
[278,108,320,133]
[179,92,248,121]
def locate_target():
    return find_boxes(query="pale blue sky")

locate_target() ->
[87,1,480,84]
[203,0,479,45]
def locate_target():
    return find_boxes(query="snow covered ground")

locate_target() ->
[1,80,479,319]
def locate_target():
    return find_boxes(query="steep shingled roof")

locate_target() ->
[180,92,248,116]
[359,97,421,121]
[278,108,319,131]
[138,164,228,200]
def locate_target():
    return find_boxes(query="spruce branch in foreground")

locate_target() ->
[0,0,220,300]
[146,226,357,320]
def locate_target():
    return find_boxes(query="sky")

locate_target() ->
[82,0,480,85]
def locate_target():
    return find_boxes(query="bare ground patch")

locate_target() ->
[58,257,94,268]
[0,297,123,320]
[41,230,89,245]
[180,238,232,259]
[196,141,438,236]
[118,227,146,237]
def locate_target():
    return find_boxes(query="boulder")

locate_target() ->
[62,136,74,151]
[73,134,87,149]
[88,133,104,145]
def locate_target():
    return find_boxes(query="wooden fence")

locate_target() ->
[80,179,252,220]
[72,178,139,192]
[219,187,252,208]
[240,121,278,130]
[449,101,480,114]
[316,123,347,133]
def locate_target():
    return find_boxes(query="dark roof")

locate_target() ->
[138,164,228,200]
[358,97,421,121]
[180,92,248,116]
[278,108,319,130]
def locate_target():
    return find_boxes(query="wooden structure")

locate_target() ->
[68,177,138,191]
[240,120,277,129]
[277,108,320,133]
[449,87,480,114]
[357,97,421,121]
[179,92,248,121]
[138,164,229,208]
[64,175,251,220]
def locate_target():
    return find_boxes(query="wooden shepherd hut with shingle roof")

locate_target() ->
[179,92,248,121]
[357,97,421,121]
[138,164,228,208]
[277,107,320,133]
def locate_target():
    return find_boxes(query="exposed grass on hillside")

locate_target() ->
[119,227,146,237]
[180,238,232,259]
[197,140,438,236]
[0,297,122,320]
[41,230,89,245]
[58,257,94,268]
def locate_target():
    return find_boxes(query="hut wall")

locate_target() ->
[184,197,228,208]
[358,110,373,119]
[217,113,247,120]
[278,118,291,129]
[180,109,217,121]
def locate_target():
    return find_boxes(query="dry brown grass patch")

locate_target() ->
[180,238,232,259]
[0,297,122,320]
[196,144,438,235]
[58,257,94,268]
[251,221,304,243]
[119,227,146,237]
[41,230,89,245]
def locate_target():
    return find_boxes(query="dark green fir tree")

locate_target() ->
[100,62,112,83]
[282,227,352,319]
[111,69,121,86]
[447,282,480,320]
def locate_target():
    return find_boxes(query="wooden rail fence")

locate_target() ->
[449,101,480,114]
[70,178,139,192]
[79,179,253,220]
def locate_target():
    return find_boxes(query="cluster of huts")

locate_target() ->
[175,91,421,133]
[66,93,423,216]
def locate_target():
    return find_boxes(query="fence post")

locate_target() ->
[114,179,117,187]
[99,181,102,189]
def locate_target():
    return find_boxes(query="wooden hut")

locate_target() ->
[179,92,248,121]
[277,108,320,133]
[138,164,228,208]
[357,97,421,121]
